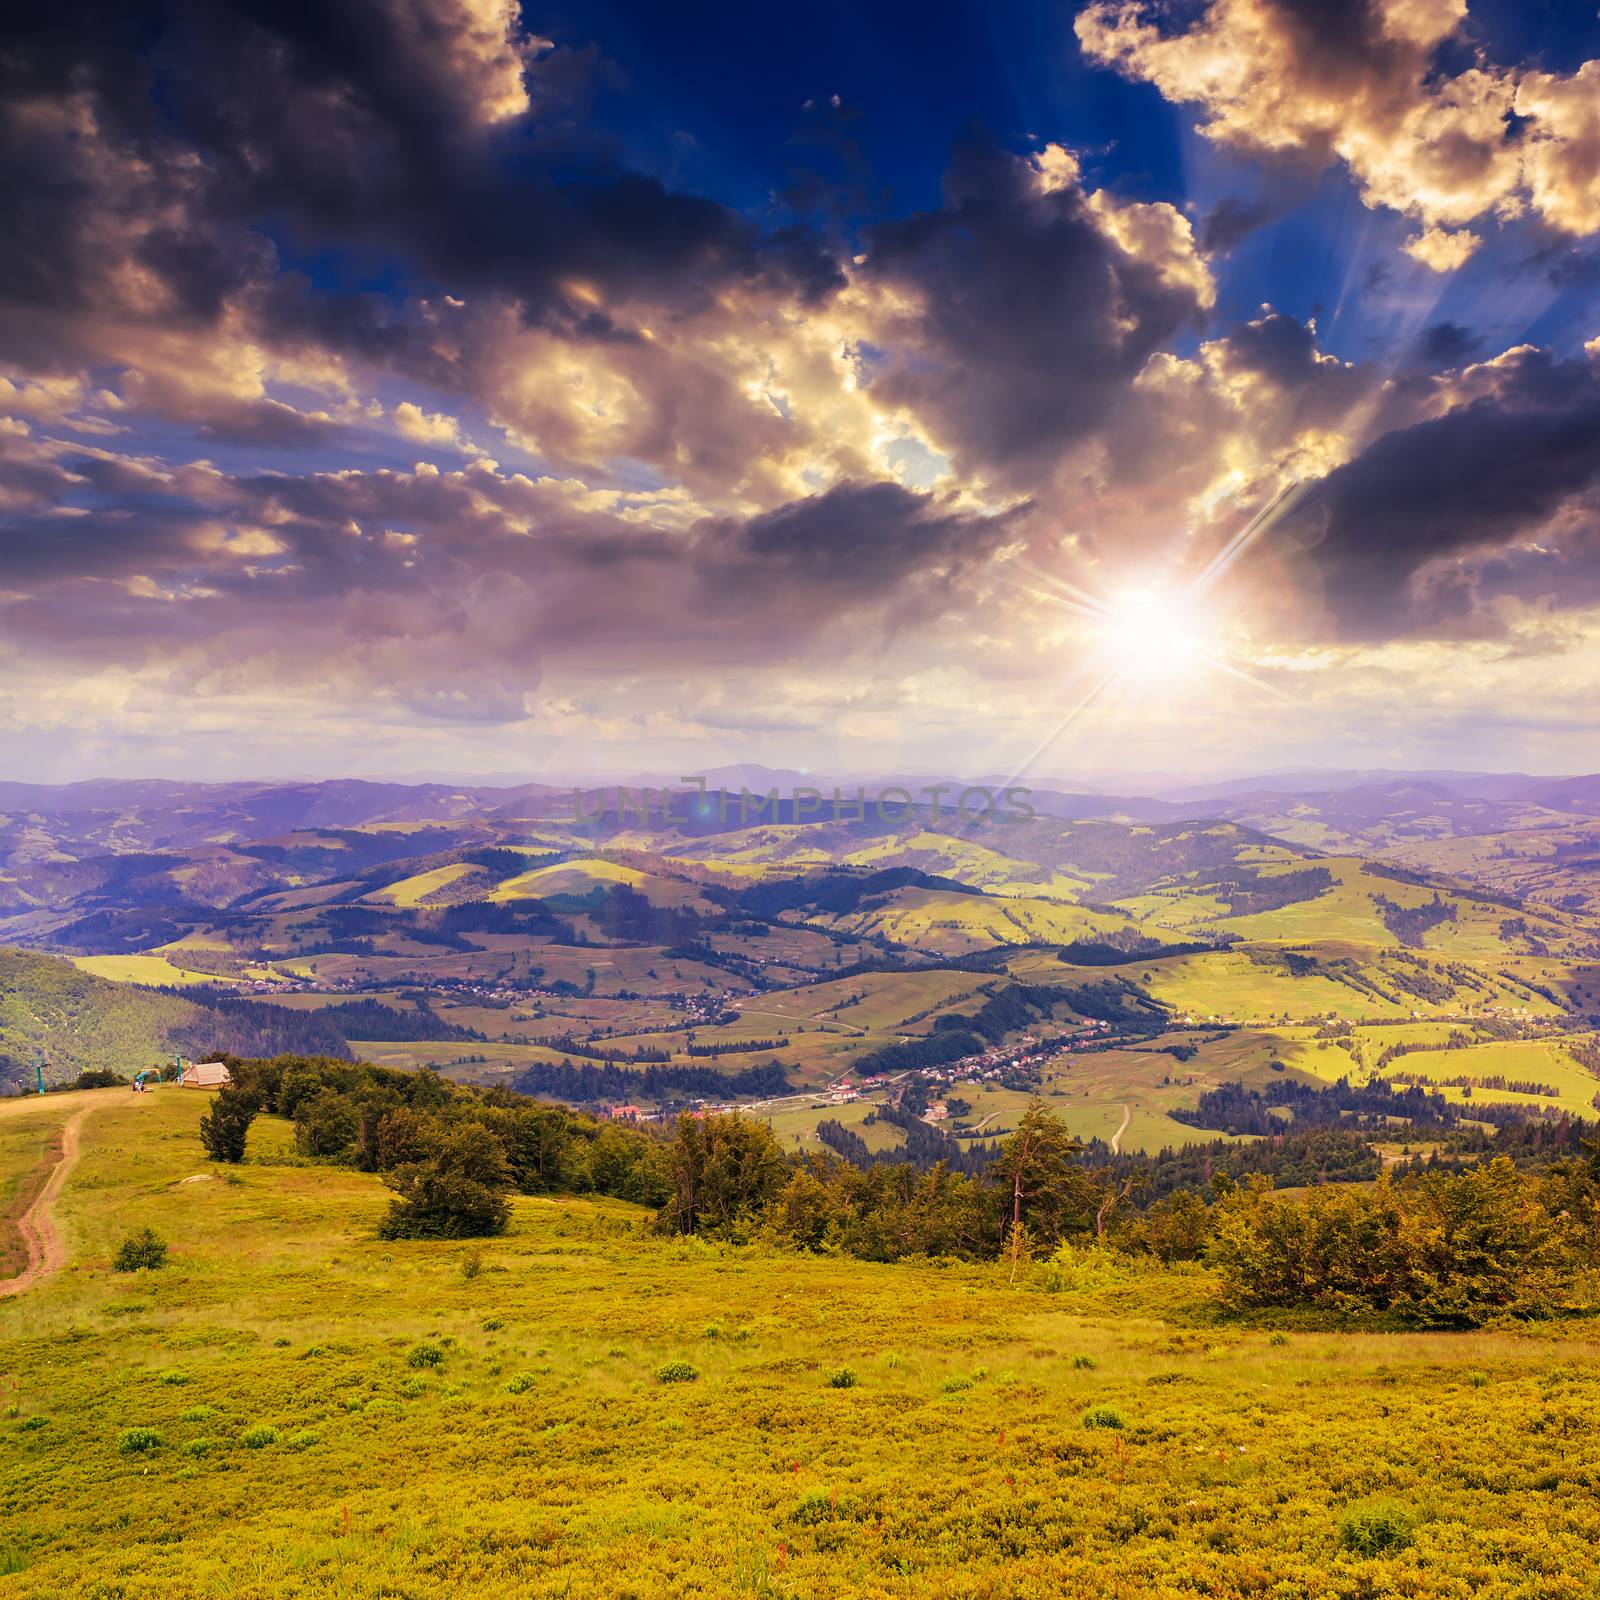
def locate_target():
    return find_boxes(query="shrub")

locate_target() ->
[379,1124,513,1240]
[656,1361,699,1384]
[792,1488,833,1526]
[239,1425,279,1449]
[461,1248,483,1280]
[1081,1405,1125,1430]
[179,1406,213,1423]
[827,1367,857,1389]
[73,1069,124,1090]
[406,1342,445,1369]
[1269,1332,1290,1347]
[286,1430,321,1451]
[113,1228,168,1273]
[1338,1497,1419,1556]
[198,1085,258,1163]
[1072,1354,1098,1370]
[179,1438,214,1458]
[481,1318,504,1332]
[118,1427,162,1454]
[941,1374,973,1394]
[1466,1370,1488,1388]
[19,1416,47,1431]
[157,1368,189,1385]
[400,1377,429,1398]
[506,1372,536,1394]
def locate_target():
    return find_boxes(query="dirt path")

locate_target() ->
[0,1105,93,1298]
[1109,1103,1131,1155]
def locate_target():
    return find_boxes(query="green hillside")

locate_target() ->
[0,1092,1596,1598]
[0,948,199,1087]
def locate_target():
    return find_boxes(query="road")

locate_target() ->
[1110,1103,1132,1155]
[0,1101,98,1298]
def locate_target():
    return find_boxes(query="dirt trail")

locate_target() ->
[0,1105,93,1298]
[1109,1104,1132,1155]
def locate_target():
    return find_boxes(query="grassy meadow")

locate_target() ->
[1,1091,1598,1597]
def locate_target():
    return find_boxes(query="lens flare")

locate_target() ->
[1095,587,1209,679]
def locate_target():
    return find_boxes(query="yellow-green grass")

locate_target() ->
[1373,1039,1600,1119]
[1031,1034,1273,1153]
[833,831,1096,898]
[758,1094,906,1155]
[1137,950,1409,1023]
[811,889,1132,956]
[1133,946,1565,1026]
[366,863,481,908]
[277,943,756,997]
[69,954,239,989]
[5,1094,1599,1597]
[1200,859,1579,958]
[738,970,989,1036]
[0,1094,79,1277]
[490,858,713,911]
[349,1041,586,1081]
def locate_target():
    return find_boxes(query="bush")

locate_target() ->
[1081,1405,1125,1430]
[179,1406,213,1423]
[656,1361,699,1384]
[113,1228,168,1273]
[406,1342,445,1369]
[198,1085,258,1163]
[379,1124,513,1240]
[179,1438,214,1457]
[1338,1497,1419,1556]
[1072,1354,1098,1370]
[19,1416,47,1432]
[239,1425,279,1449]
[481,1317,504,1332]
[506,1372,536,1394]
[157,1368,189,1385]
[73,1069,125,1090]
[118,1427,161,1454]
[827,1367,857,1389]
[286,1430,321,1451]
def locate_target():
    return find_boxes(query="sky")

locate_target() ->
[4,0,1600,785]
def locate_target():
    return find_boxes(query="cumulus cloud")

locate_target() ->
[1076,0,1600,262]
[858,140,1214,489]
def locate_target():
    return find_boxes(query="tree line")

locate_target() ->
[195,1056,1600,1328]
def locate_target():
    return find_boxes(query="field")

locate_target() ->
[1,1092,1598,1598]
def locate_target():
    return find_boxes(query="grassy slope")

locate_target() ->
[0,949,199,1085]
[0,1094,1597,1597]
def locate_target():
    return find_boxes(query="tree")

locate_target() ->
[656,1113,787,1238]
[296,1087,360,1159]
[379,1122,514,1239]
[198,1084,258,1163]
[114,1227,168,1271]
[990,1100,1096,1245]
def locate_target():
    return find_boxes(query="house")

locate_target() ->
[180,1060,231,1090]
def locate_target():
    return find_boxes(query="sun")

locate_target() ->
[1095,587,1210,680]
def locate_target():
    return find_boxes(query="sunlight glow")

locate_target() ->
[1095,587,1209,679]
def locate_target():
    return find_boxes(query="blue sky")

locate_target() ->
[4,0,1600,782]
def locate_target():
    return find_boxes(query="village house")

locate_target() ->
[180,1060,231,1089]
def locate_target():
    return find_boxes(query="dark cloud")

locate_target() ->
[1199,195,1279,254]
[700,479,1022,595]
[1289,351,1600,636]
[1219,311,1322,388]
[0,1,842,375]
[862,139,1211,486]
[1415,320,1483,368]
